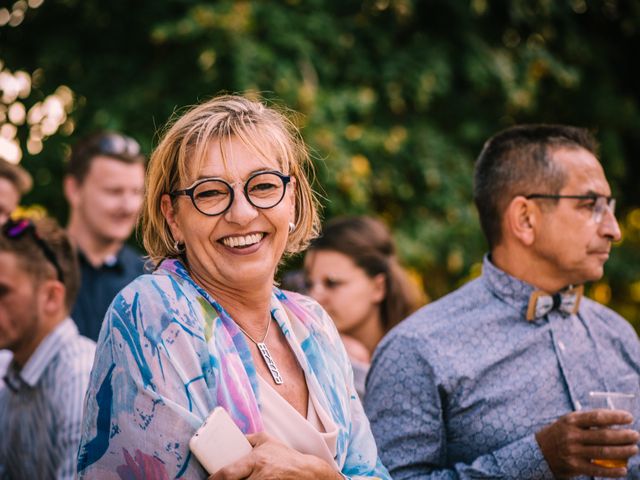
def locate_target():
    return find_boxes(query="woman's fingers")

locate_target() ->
[210,454,255,480]
[246,431,271,447]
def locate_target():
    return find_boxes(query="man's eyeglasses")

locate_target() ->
[97,133,141,158]
[170,170,291,217]
[2,218,65,282]
[525,194,616,224]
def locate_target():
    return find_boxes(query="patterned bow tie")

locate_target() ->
[526,285,584,321]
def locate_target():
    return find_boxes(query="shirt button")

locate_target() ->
[558,340,566,351]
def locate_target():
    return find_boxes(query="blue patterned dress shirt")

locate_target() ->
[365,255,640,479]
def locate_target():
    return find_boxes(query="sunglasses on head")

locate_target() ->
[2,218,65,282]
[96,133,141,158]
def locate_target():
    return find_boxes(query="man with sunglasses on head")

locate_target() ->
[366,124,640,479]
[0,217,95,479]
[64,131,146,341]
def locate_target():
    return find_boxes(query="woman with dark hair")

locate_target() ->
[304,215,424,396]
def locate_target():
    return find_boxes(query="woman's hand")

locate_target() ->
[209,432,343,480]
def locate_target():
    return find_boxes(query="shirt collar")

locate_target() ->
[481,254,585,321]
[103,253,119,267]
[78,246,125,270]
[3,318,78,391]
[481,254,538,319]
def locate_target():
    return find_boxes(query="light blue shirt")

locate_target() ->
[0,318,96,479]
[365,255,640,480]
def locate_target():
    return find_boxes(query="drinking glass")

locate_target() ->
[588,391,636,468]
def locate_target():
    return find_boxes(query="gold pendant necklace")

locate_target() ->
[236,314,283,385]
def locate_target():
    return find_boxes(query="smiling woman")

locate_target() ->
[76,94,391,480]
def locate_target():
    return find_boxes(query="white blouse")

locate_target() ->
[258,375,339,469]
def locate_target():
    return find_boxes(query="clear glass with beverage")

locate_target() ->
[588,391,636,468]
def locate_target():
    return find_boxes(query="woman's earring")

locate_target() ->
[173,240,185,254]
[288,222,295,233]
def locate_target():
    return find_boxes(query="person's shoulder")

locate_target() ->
[279,289,332,322]
[277,289,340,336]
[118,244,147,271]
[108,271,180,316]
[115,271,157,295]
[56,334,96,372]
[50,333,96,396]
[388,276,489,339]
[277,289,351,371]
[280,289,321,311]
[109,267,208,338]
[119,268,175,292]
[580,297,636,333]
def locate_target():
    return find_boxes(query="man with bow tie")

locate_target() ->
[365,124,640,479]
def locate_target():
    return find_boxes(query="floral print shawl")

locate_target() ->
[77,259,389,479]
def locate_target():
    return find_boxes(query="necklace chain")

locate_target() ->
[235,314,272,345]
[235,313,283,385]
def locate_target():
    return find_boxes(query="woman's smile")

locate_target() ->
[220,232,265,249]
[218,231,268,256]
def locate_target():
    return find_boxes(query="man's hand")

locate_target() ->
[536,409,639,478]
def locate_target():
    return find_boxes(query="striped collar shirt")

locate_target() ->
[0,317,96,479]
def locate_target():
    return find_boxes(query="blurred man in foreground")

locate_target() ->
[0,217,95,478]
[366,124,640,479]
[0,158,33,380]
[64,131,146,341]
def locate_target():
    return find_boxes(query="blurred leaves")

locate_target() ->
[1,0,640,326]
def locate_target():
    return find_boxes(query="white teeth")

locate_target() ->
[222,233,264,248]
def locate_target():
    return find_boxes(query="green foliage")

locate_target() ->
[2,0,640,325]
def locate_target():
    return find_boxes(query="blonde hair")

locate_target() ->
[141,94,321,266]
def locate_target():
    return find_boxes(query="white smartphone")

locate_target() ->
[189,406,253,474]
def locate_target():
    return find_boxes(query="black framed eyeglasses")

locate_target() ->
[525,194,616,224]
[170,170,291,216]
[2,218,65,282]
[97,133,141,158]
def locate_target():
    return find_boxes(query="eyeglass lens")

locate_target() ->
[193,172,287,215]
[594,197,616,223]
